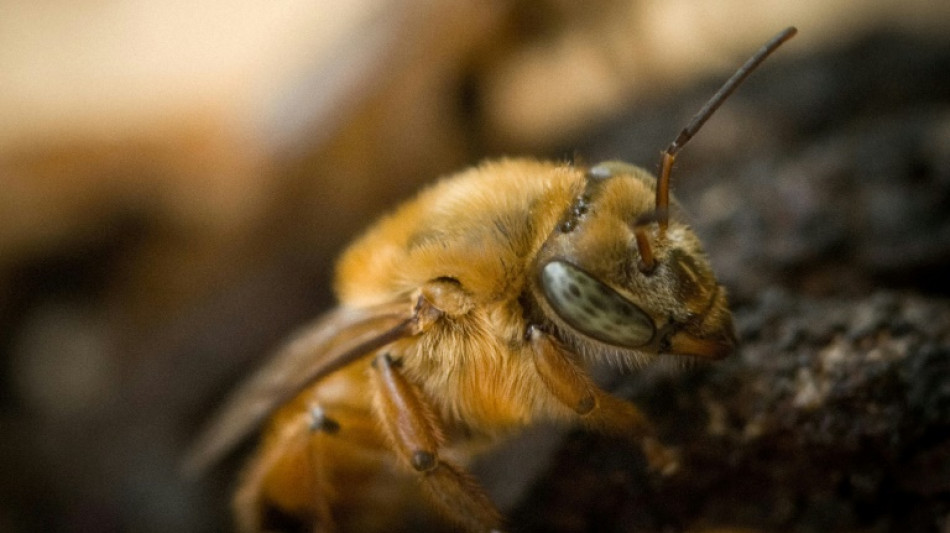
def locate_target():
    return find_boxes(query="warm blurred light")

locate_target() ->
[0,0,390,150]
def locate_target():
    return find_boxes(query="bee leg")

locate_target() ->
[233,462,266,533]
[371,353,504,532]
[418,277,475,318]
[233,416,311,533]
[308,404,341,435]
[527,326,679,475]
[233,408,337,533]
[305,404,339,532]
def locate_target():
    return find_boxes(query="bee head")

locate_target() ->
[533,162,736,362]
[530,26,796,363]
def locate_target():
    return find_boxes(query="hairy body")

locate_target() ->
[185,26,801,533]
[220,158,732,531]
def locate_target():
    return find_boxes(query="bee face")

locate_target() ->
[533,162,736,361]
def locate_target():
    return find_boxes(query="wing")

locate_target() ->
[182,299,416,477]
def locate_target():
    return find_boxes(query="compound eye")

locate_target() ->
[540,261,655,347]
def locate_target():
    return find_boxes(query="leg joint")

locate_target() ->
[411,450,438,472]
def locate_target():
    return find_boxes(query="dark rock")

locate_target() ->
[512,290,950,532]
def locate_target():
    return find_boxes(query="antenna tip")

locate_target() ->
[778,26,799,42]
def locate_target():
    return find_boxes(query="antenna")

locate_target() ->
[655,26,797,231]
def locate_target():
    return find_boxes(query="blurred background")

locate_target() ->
[1,1,948,532]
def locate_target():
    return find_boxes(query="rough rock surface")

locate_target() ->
[511,291,950,532]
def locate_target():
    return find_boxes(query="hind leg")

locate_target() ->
[234,402,337,533]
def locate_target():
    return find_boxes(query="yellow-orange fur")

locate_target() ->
[241,160,589,530]
[234,158,733,531]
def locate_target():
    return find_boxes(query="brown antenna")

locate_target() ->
[632,209,667,273]
[655,26,797,231]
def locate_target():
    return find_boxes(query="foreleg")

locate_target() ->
[370,353,504,533]
[528,326,678,475]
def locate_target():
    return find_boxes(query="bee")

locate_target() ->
[185,27,797,533]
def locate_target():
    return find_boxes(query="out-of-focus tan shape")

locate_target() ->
[0,1,391,149]
[0,0,496,322]
[482,0,950,147]
[0,0,401,259]
[3,0,948,321]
